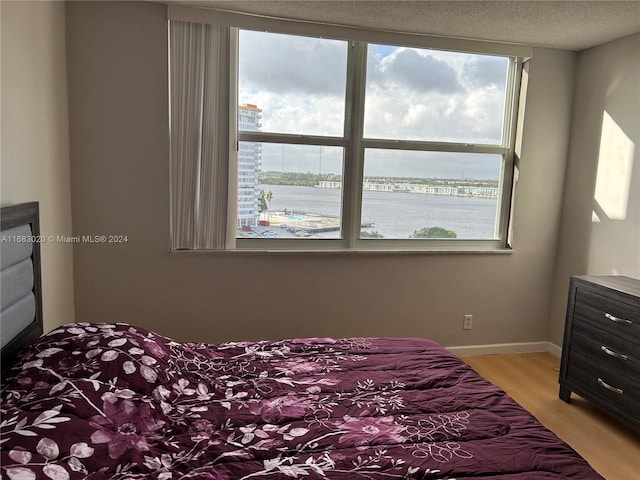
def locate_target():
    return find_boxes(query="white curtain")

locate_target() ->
[170,20,230,250]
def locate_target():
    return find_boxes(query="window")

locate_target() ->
[169,8,527,252]
[236,31,348,241]
[361,150,503,240]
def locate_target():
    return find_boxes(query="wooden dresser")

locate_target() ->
[559,275,640,433]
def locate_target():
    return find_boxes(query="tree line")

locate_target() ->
[259,171,497,189]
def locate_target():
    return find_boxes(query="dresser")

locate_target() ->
[559,275,640,433]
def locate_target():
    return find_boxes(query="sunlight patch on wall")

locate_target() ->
[594,111,635,221]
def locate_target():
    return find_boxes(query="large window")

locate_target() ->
[169,8,527,252]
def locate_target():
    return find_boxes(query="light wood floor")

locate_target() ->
[462,352,640,480]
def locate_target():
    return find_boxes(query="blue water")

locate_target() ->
[259,184,498,240]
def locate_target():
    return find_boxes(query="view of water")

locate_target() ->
[259,184,499,239]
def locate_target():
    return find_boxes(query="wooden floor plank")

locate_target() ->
[462,352,640,480]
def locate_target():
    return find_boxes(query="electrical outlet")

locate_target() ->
[463,315,473,330]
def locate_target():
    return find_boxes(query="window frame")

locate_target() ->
[169,6,529,253]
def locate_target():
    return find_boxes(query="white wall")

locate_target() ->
[549,33,640,346]
[1,1,75,331]
[66,2,576,346]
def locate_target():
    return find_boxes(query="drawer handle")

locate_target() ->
[597,377,624,395]
[600,345,628,360]
[604,312,633,326]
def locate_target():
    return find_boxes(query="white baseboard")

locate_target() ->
[546,342,562,357]
[447,341,562,357]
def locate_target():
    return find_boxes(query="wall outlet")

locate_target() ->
[463,315,473,330]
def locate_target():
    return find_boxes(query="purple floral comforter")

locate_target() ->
[1,323,602,479]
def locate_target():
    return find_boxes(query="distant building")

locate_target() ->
[237,104,262,226]
[317,179,498,198]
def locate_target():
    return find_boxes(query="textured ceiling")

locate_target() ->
[178,0,640,51]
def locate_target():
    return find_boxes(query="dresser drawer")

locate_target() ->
[568,350,640,417]
[574,288,640,340]
[571,324,640,382]
[560,276,640,432]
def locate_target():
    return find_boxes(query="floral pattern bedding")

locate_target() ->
[1,322,602,479]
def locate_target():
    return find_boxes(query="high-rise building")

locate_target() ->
[237,104,262,226]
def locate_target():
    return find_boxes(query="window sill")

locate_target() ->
[169,247,514,256]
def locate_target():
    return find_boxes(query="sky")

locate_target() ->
[238,30,509,180]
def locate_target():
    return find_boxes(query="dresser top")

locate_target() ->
[572,275,640,298]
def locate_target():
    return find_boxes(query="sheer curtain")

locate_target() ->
[169,20,230,250]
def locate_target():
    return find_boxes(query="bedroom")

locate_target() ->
[1,0,639,478]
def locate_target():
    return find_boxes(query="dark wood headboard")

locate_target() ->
[1,202,44,379]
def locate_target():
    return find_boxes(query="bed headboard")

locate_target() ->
[1,202,43,379]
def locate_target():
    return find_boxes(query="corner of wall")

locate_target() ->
[547,32,640,346]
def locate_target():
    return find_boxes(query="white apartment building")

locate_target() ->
[237,104,262,226]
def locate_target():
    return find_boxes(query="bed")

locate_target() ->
[1,203,603,479]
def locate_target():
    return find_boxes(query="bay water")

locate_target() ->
[260,184,498,239]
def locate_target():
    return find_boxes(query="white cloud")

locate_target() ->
[239,32,509,177]
[241,90,345,137]
[373,47,462,94]
[240,30,347,96]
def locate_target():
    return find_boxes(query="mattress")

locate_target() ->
[0,323,602,479]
